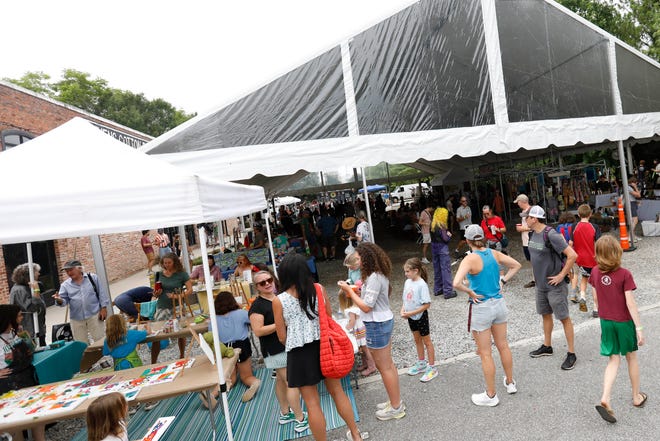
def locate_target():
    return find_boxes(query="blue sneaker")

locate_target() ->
[407,360,427,376]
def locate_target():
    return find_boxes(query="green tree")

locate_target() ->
[557,0,659,62]
[5,71,55,96]
[4,69,195,137]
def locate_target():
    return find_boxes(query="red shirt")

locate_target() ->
[571,221,597,268]
[589,267,636,322]
[481,215,505,241]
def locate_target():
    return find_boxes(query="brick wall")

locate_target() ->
[0,83,151,303]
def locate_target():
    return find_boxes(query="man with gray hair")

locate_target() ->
[53,260,110,344]
[525,206,578,370]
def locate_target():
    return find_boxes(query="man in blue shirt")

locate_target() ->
[53,260,111,344]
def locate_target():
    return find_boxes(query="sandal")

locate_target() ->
[595,403,616,423]
[634,392,648,408]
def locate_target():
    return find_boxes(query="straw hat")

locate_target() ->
[342,217,357,230]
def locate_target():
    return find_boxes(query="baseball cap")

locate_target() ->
[61,260,82,270]
[465,224,485,241]
[527,205,546,219]
[513,194,528,203]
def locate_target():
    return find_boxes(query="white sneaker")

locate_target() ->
[503,376,517,394]
[471,391,499,407]
[375,401,406,420]
[421,257,430,264]
[420,365,438,382]
[376,400,407,411]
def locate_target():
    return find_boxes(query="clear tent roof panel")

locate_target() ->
[616,44,660,114]
[350,0,494,134]
[496,0,614,122]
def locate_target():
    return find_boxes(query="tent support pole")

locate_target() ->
[90,235,113,312]
[26,243,40,338]
[607,39,636,246]
[198,227,234,441]
[178,225,191,273]
[264,208,278,279]
[361,167,375,242]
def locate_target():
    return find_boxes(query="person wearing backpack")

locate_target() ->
[569,204,601,318]
[53,260,110,344]
[524,206,579,371]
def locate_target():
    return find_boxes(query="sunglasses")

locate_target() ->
[256,277,274,287]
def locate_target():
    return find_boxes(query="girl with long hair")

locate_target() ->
[274,254,363,440]
[86,392,129,441]
[249,271,306,431]
[338,242,404,421]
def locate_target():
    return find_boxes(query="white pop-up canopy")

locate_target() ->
[0,118,266,245]
[142,0,660,192]
[0,117,266,440]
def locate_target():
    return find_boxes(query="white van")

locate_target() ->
[390,183,429,203]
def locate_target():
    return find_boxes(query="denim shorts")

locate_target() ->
[470,297,508,332]
[364,318,394,349]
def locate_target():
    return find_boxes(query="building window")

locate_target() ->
[1,130,35,151]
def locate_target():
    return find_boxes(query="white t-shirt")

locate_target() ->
[456,205,472,230]
[356,221,371,243]
[402,279,431,320]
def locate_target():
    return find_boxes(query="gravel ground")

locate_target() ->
[44,220,657,440]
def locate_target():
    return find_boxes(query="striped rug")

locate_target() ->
[72,368,359,441]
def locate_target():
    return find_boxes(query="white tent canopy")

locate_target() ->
[142,0,659,191]
[0,118,266,245]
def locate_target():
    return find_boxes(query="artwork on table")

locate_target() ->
[141,416,175,441]
[0,359,194,427]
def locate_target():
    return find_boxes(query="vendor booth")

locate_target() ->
[0,117,267,440]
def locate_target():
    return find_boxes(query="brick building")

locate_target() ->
[0,81,153,303]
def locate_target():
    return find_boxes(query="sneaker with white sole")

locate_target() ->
[420,365,438,382]
[375,402,406,420]
[407,360,428,376]
[278,410,296,425]
[241,378,261,402]
[471,391,499,407]
[293,412,309,433]
[503,376,517,394]
[421,257,430,264]
[144,401,158,411]
[529,344,553,358]
[376,400,407,411]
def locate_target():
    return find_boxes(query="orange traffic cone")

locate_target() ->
[617,197,635,252]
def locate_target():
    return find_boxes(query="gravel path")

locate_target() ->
[44,221,657,440]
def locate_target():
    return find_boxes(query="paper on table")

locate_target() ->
[198,333,215,365]
[141,416,175,441]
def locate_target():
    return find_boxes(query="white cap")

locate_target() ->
[527,205,546,219]
[465,224,485,241]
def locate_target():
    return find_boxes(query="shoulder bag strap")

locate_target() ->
[87,273,100,303]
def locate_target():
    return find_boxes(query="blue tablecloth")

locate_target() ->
[33,340,87,384]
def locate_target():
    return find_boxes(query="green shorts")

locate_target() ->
[600,319,638,356]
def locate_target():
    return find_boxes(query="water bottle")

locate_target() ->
[148,271,155,289]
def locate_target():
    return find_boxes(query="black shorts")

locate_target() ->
[523,245,530,261]
[320,234,336,248]
[287,340,324,387]
[225,337,252,363]
[407,310,430,337]
[458,229,466,240]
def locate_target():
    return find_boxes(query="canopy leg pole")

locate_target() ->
[178,225,191,273]
[264,208,278,279]
[90,235,113,315]
[199,227,234,441]
[361,168,375,243]
[26,243,40,340]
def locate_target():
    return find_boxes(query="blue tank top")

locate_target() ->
[466,248,502,301]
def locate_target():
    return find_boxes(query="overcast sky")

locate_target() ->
[2,0,412,114]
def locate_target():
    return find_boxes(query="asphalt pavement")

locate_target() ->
[321,302,660,441]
